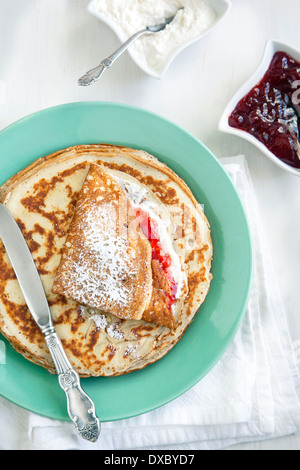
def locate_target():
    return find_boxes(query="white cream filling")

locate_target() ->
[91,0,216,71]
[108,170,187,300]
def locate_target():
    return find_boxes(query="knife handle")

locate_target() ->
[44,329,101,443]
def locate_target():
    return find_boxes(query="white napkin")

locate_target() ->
[0,155,300,450]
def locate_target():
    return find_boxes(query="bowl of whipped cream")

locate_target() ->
[87,0,231,79]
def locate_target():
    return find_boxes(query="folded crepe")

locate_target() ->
[52,163,188,329]
[52,164,153,321]
[0,144,213,377]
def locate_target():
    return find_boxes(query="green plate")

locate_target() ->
[0,102,252,422]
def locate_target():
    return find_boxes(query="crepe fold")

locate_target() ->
[0,144,213,377]
[52,164,153,321]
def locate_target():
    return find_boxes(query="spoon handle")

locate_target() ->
[106,28,147,63]
[78,28,147,86]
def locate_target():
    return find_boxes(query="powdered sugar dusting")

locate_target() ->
[91,313,108,330]
[78,305,108,330]
[123,342,140,358]
[78,305,126,340]
[64,200,141,309]
[107,323,125,340]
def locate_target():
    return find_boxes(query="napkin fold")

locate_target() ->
[0,155,300,450]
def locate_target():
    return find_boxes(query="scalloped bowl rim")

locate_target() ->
[219,39,300,177]
[87,0,231,79]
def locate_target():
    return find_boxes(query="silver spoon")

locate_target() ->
[78,7,184,86]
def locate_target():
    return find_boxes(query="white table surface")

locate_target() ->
[0,0,300,450]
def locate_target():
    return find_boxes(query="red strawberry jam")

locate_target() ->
[135,208,177,309]
[229,51,300,169]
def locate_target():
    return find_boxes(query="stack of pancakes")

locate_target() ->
[0,144,213,376]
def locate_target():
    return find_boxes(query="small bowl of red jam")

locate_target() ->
[219,40,300,176]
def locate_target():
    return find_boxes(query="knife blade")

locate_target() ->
[0,203,101,443]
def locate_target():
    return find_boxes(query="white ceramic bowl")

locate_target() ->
[87,0,231,79]
[219,39,300,177]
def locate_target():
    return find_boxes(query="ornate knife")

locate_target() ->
[0,203,101,443]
